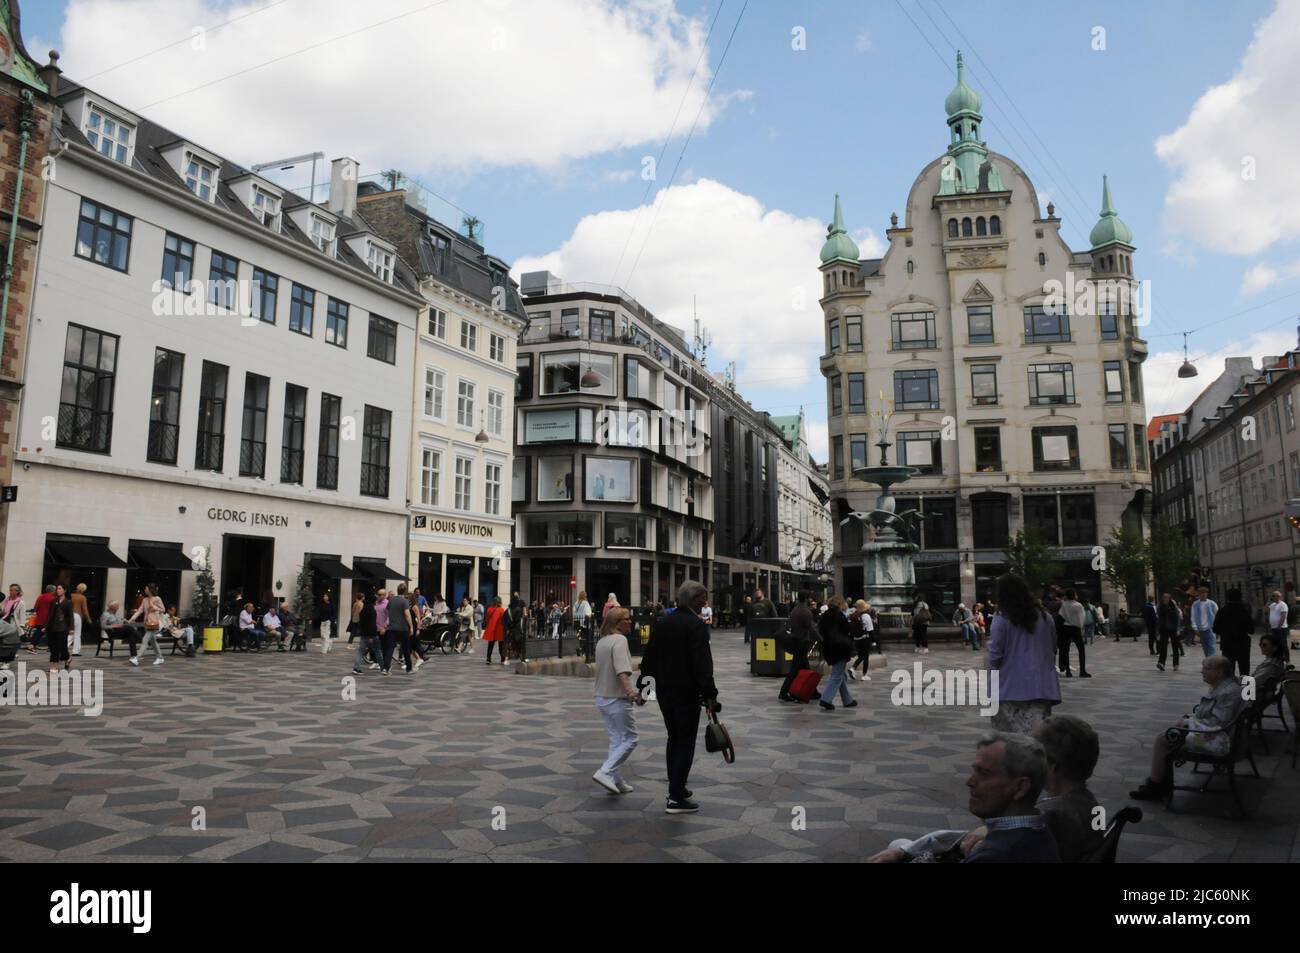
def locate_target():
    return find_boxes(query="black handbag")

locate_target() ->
[704,708,734,764]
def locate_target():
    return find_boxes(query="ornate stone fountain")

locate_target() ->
[842,395,922,629]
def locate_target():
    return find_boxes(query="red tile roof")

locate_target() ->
[1146,414,1180,441]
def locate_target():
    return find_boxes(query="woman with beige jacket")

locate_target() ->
[70,583,92,656]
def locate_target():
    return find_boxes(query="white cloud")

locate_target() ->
[851,227,886,258]
[1240,259,1300,295]
[854,30,872,53]
[1155,0,1300,255]
[514,178,830,391]
[1142,327,1295,417]
[806,420,829,463]
[55,0,734,172]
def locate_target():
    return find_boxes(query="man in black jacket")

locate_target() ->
[1213,588,1254,678]
[638,580,719,815]
[779,591,818,703]
[1141,596,1159,655]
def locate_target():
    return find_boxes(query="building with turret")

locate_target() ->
[820,53,1151,614]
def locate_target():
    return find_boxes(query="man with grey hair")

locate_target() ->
[637,580,719,814]
[867,731,1059,863]
[960,732,1059,863]
[1130,654,1243,801]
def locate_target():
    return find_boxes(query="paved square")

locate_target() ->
[1,632,1297,862]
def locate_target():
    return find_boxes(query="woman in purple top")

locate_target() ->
[987,574,1061,733]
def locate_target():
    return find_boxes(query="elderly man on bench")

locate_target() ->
[1129,655,1244,802]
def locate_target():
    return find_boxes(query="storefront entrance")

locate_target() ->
[418,552,444,601]
[42,534,124,622]
[222,534,275,610]
[586,558,630,608]
[530,557,572,607]
[478,557,499,604]
[447,555,474,608]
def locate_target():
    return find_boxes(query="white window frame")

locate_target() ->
[84,103,134,165]
[251,185,281,230]
[454,456,474,511]
[456,379,477,429]
[366,241,395,283]
[184,152,217,203]
[420,447,442,506]
[460,320,478,353]
[427,308,447,339]
[423,366,446,421]
[484,462,502,516]
[310,215,337,255]
[487,389,505,437]
[489,332,506,363]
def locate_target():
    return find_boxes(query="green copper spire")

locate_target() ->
[1089,175,1134,248]
[819,194,860,264]
[944,51,981,117]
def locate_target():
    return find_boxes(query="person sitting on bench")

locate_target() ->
[164,605,196,656]
[99,602,140,658]
[240,603,267,651]
[1129,655,1243,801]
[263,604,286,651]
[278,602,304,650]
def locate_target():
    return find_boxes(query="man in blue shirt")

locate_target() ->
[1190,587,1218,657]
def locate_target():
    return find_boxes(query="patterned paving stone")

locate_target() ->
[1,632,1297,862]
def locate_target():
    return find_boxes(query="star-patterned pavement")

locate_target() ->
[1,630,1296,862]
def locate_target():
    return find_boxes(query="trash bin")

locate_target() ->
[749,617,792,676]
[202,626,224,653]
[627,608,655,657]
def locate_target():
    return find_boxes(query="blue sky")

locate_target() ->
[24,0,1300,458]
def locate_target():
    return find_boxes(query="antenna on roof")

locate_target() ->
[692,295,711,363]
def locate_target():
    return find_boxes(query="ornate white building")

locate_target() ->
[820,53,1151,613]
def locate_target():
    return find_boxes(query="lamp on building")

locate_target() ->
[1177,332,1198,379]
[475,410,490,444]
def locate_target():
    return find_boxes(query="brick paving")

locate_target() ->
[0,630,1296,862]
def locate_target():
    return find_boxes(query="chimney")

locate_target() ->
[38,50,61,95]
[328,156,359,220]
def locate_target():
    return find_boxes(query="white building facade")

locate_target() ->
[355,182,527,607]
[6,80,423,627]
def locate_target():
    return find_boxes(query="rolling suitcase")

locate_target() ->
[789,669,822,701]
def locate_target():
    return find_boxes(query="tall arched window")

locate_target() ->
[989,215,1001,236]
[962,217,973,237]
[1038,252,1046,266]
[976,217,987,236]
[906,259,914,275]
[948,218,959,238]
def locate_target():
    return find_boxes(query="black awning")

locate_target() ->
[45,539,129,569]
[128,543,197,571]
[353,561,409,581]
[309,557,361,579]
[809,481,830,506]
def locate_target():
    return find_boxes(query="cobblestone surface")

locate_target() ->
[0,631,1296,862]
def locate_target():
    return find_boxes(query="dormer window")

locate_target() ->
[310,215,336,256]
[366,242,395,283]
[85,105,133,164]
[251,186,281,230]
[184,153,217,202]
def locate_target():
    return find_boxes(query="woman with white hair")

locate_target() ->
[602,592,621,622]
[591,606,643,795]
